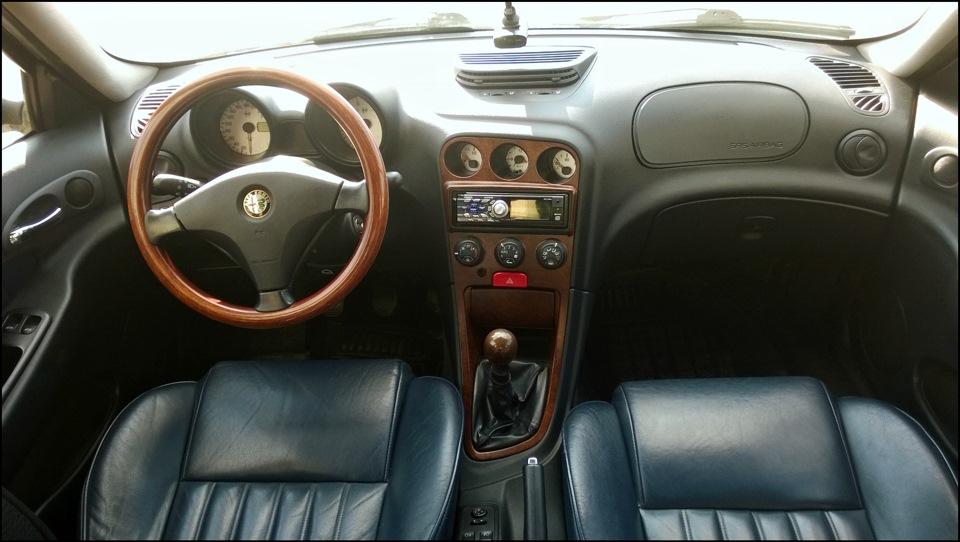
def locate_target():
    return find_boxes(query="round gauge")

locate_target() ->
[305,88,386,166]
[338,96,383,149]
[504,145,529,177]
[460,143,482,173]
[219,99,270,156]
[550,149,577,179]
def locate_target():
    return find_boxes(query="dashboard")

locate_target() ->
[100,27,951,322]
[119,31,929,293]
[95,29,955,462]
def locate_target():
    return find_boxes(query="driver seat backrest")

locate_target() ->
[562,377,958,540]
[81,359,463,540]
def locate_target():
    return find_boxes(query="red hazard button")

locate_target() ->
[492,272,527,288]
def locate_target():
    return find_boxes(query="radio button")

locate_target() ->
[490,200,509,219]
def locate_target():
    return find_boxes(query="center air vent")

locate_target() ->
[130,83,182,138]
[809,57,887,115]
[456,47,596,90]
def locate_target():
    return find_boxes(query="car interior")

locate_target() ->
[1,2,957,540]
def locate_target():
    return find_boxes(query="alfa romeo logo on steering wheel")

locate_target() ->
[243,189,271,218]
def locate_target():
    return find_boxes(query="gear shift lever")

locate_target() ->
[485,328,518,419]
[485,328,517,380]
[473,328,548,451]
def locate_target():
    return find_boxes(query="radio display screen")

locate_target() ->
[510,198,552,220]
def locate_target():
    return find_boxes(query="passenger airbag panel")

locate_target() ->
[634,83,808,167]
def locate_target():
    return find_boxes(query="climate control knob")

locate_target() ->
[490,199,509,219]
[495,238,524,268]
[454,237,483,266]
[536,239,567,269]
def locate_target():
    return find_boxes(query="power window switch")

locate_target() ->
[3,314,23,333]
[21,315,41,334]
[479,531,493,541]
[461,532,476,541]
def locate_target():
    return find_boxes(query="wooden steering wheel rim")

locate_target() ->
[127,67,388,329]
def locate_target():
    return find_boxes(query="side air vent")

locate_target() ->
[851,94,887,113]
[809,57,887,115]
[456,47,596,91]
[130,84,181,137]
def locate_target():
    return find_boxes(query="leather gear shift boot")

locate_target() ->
[472,359,548,451]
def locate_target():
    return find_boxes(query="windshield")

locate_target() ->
[57,1,932,63]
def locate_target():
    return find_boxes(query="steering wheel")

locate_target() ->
[127,67,388,329]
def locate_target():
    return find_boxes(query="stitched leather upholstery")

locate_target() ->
[562,377,958,540]
[81,359,463,540]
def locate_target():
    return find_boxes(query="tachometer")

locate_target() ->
[219,99,270,156]
[339,96,383,149]
[304,87,387,167]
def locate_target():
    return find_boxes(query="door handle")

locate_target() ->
[9,207,62,245]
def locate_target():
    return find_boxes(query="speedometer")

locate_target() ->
[219,99,270,156]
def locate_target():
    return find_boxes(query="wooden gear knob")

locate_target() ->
[484,328,517,366]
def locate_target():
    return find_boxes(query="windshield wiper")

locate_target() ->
[572,8,855,40]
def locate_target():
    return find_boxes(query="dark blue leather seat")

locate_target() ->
[81,359,463,540]
[562,377,958,540]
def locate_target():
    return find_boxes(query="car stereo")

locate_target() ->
[451,191,569,229]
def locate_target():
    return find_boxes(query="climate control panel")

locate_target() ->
[454,237,566,270]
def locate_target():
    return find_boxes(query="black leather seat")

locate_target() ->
[562,377,958,540]
[81,359,463,540]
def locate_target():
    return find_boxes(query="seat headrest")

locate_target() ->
[614,377,861,510]
[183,359,411,483]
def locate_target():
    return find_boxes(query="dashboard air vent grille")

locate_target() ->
[130,84,181,138]
[851,94,887,113]
[456,47,596,91]
[459,49,585,65]
[456,68,580,89]
[809,57,887,115]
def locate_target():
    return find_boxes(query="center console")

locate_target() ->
[440,136,579,461]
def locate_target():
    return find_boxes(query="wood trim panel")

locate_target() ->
[440,136,579,461]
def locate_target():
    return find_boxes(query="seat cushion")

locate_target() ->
[82,359,463,540]
[562,376,958,540]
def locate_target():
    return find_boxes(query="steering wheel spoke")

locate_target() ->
[128,68,387,328]
[144,207,184,243]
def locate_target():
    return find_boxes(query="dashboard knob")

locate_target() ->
[536,239,567,269]
[495,238,524,268]
[454,237,483,266]
[490,199,509,219]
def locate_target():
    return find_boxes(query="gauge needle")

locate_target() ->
[243,121,255,155]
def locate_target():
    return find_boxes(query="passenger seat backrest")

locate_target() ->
[562,377,958,540]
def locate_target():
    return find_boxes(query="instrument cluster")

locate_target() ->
[187,84,386,171]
